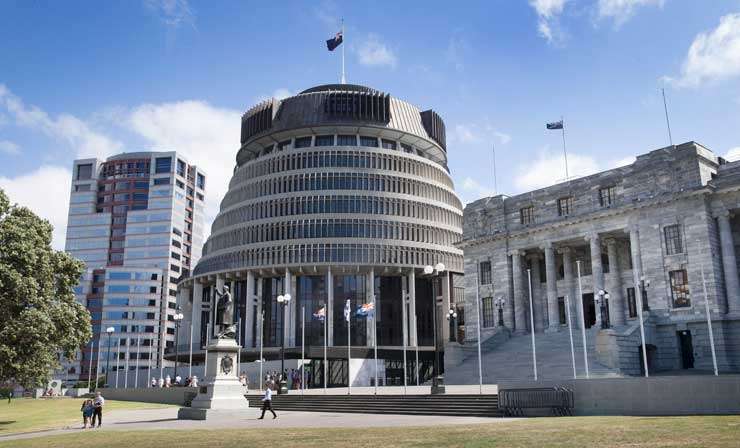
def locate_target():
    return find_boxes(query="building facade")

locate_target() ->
[176,84,464,386]
[459,142,740,376]
[59,151,206,386]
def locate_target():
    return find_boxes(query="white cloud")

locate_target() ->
[664,13,740,88]
[0,166,72,250]
[144,0,194,28]
[357,34,397,68]
[450,122,511,145]
[611,155,637,167]
[0,84,122,159]
[254,88,293,104]
[515,148,600,190]
[127,100,241,230]
[725,147,740,162]
[460,176,497,202]
[529,0,567,44]
[597,0,664,27]
[0,140,20,155]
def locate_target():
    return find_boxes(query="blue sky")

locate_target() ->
[1,0,740,248]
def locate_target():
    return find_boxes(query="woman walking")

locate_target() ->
[80,399,94,429]
[258,382,277,419]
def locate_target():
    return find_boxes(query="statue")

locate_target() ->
[215,285,236,339]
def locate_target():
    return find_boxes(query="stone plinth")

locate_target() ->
[178,338,249,420]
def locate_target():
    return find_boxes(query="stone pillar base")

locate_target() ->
[178,338,249,420]
[545,326,561,334]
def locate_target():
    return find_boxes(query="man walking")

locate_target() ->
[258,382,277,419]
[91,391,105,427]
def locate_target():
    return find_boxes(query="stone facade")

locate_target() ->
[459,142,740,375]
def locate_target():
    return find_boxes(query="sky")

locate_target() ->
[1,0,740,249]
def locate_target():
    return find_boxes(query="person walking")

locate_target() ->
[91,391,105,427]
[258,382,277,419]
[80,399,94,429]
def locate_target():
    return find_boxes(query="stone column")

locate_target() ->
[544,243,559,331]
[326,267,334,346]
[717,210,740,314]
[560,247,579,330]
[408,270,417,346]
[245,271,255,348]
[284,268,293,347]
[605,238,625,326]
[527,253,544,332]
[587,233,604,327]
[511,249,526,333]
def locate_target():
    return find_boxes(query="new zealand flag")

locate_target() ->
[326,31,343,51]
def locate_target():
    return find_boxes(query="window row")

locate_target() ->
[222,172,461,210]
[213,195,462,231]
[517,186,618,225]
[205,219,461,253]
[235,147,452,189]
[194,243,463,276]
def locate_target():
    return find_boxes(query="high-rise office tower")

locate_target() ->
[59,151,206,386]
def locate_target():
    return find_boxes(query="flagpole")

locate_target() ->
[259,312,263,390]
[204,322,210,378]
[401,290,407,395]
[301,306,305,396]
[135,333,141,388]
[236,318,241,376]
[341,18,346,84]
[115,339,120,388]
[576,261,589,379]
[347,300,351,395]
[87,341,94,391]
[188,320,193,379]
[527,269,537,381]
[700,262,718,376]
[124,336,130,388]
[323,303,327,394]
[561,116,569,180]
[414,314,420,386]
[662,88,673,146]
[474,269,483,394]
[95,336,103,390]
[146,342,151,388]
[374,294,380,396]
[565,295,577,379]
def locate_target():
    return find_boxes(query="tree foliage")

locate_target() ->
[0,188,91,388]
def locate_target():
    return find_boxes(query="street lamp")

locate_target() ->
[423,262,445,394]
[105,326,114,387]
[446,308,458,342]
[173,311,184,381]
[596,290,611,329]
[277,293,292,394]
[494,297,506,327]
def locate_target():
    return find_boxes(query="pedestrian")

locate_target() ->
[7,391,12,404]
[151,377,157,387]
[175,375,182,386]
[80,399,94,429]
[165,375,171,387]
[91,391,105,428]
[258,382,277,419]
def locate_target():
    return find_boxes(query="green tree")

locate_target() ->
[0,188,91,388]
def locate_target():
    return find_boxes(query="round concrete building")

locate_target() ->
[178,84,464,387]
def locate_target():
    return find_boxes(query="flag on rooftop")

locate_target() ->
[547,120,564,130]
[312,306,326,321]
[356,302,374,317]
[326,30,343,51]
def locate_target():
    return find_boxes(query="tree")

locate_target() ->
[0,188,91,388]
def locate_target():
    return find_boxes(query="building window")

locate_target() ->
[76,163,93,180]
[520,206,534,225]
[381,139,396,150]
[557,196,573,216]
[360,136,379,147]
[479,261,492,285]
[481,297,495,328]
[557,297,566,324]
[337,135,357,146]
[626,287,637,318]
[669,269,691,308]
[75,184,91,192]
[278,140,291,151]
[197,173,205,189]
[155,157,172,174]
[153,177,170,186]
[664,224,683,255]
[599,186,616,207]
[294,136,312,148]
[315,135,334,146]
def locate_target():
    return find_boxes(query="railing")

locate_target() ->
[498,386,573,417]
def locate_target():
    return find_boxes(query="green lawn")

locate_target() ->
[1,415,739,448]
[0,398,173,434]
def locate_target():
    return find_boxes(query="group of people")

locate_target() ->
[150,375,199,388]
[79,391,105,429]
[262,368,311,391]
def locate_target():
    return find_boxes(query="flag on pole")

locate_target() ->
[546,120,564,130]
[343,299,351,322]
[313,306,326,321]
[326,30,343,51]
[356,302,375,317]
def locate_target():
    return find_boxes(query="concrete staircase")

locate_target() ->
[246,394,502,417]
[445,327,622,384]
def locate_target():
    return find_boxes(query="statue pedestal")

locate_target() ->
[178,338,249,420]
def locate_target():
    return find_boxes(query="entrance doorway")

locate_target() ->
[678,330,695,369]
[582,293,596,328]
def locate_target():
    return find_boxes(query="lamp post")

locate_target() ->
[423,263,445,394]
[446,308,457,342]
[173,311,184,380]
[277,293,292,394]
[494,297,506,327]
[104,326,114,387]
[596,290,611,329]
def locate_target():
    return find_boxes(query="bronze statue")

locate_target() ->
[215,285,236,339]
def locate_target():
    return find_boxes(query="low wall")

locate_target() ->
[98,387,198,406]
[498,375,740,416]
